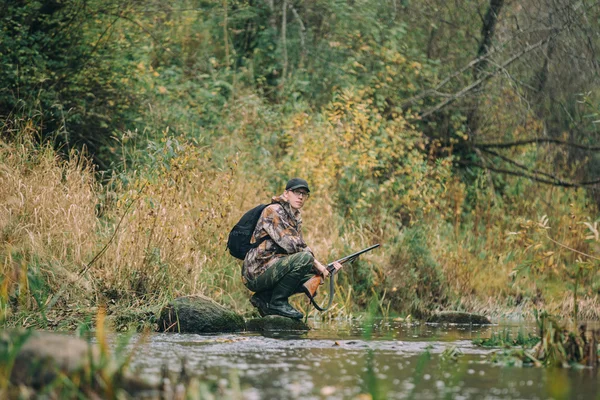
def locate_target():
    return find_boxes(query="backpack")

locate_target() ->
[227,204,271,260]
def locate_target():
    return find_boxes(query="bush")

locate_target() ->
[0,1,140,168]
[386,226,448,317]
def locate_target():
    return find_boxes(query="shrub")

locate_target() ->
[386,226,448,317]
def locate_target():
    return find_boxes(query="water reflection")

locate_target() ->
[125,319,599,399]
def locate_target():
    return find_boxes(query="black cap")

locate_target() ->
[285,178,310,192]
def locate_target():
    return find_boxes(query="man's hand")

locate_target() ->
[314,260,343,278]
[330,261,343,273]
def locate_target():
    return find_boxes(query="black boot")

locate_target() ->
[267,275,303,320]
[250,291,271,317]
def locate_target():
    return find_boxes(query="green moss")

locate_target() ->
[245,316,310,332]
[158,296,245,333]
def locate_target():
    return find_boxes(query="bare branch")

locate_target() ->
[419,36,552,118]
[456,160,600,189]
[475,138,600,151]
[479,147,559,181]
[401,48,497,108]
[400,26,562,109]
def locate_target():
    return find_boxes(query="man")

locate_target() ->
[242,178,342,319]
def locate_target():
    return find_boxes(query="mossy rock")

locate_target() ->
[158,295,245,333]
[246,316,310,332]
[427,311,491,325]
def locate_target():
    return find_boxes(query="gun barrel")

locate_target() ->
[326,244,380,271]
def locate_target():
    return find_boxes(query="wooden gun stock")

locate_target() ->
[302,275,323,298]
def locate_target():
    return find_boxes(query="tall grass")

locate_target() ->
[1,107,598,328]
[0,124,267,325]
[429,169,599,319]
[0,118,377,327]
[0,129,99,325]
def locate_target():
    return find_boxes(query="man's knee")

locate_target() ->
[292,251,314,272]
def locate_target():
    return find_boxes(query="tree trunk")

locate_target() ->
[281,0,288,88]
[468,0,504,140]
[474,0,504,80]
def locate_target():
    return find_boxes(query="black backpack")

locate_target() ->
[227,204,271,260]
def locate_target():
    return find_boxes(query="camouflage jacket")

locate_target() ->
[242,195,313,282]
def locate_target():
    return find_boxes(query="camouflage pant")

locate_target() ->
[245,252,314,294]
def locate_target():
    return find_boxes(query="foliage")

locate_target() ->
[386,226,448,318]
[0,0,599,327]
[487,314,600,368]
[473,328,540,348]
[0,1,143,168]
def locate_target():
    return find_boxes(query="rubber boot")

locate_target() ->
[250,290,271,317]
[267,274,304,320]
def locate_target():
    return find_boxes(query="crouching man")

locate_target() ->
[242,178,341,319]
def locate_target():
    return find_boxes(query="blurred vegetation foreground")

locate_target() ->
[1,0,599,328]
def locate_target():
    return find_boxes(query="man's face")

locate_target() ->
[285,189,310,210]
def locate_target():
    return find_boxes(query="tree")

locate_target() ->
[0,0,138,169]
[400,0,600,201]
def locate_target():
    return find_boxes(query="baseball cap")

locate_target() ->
[285,178,310,192]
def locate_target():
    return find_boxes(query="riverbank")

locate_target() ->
[1,127,599,332]
[4,291,600,334]
[2,0,600,342]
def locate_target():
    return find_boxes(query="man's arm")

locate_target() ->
[261,205,339,275]
[261,205,311,254]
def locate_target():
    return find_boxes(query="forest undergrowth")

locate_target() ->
[1,0,599,329]
[1,95,598,330]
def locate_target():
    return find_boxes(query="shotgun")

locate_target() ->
[302,244,380,311]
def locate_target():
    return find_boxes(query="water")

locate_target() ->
[125,320,600,399]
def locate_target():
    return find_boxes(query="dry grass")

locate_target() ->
[0,132,99,314]
[430,170,599,320]
[0,126,269,323]
[0,121,370,325]
[0,116,598,326]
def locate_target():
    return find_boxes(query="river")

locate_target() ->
[125,319,599,399]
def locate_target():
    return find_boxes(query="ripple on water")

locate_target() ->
[123,320,599,399]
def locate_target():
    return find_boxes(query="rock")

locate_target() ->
[6,330,95,388]
[427,311,492,325]
[157,295,246,333]
[4,330,154,393]
[246,316,310,332]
